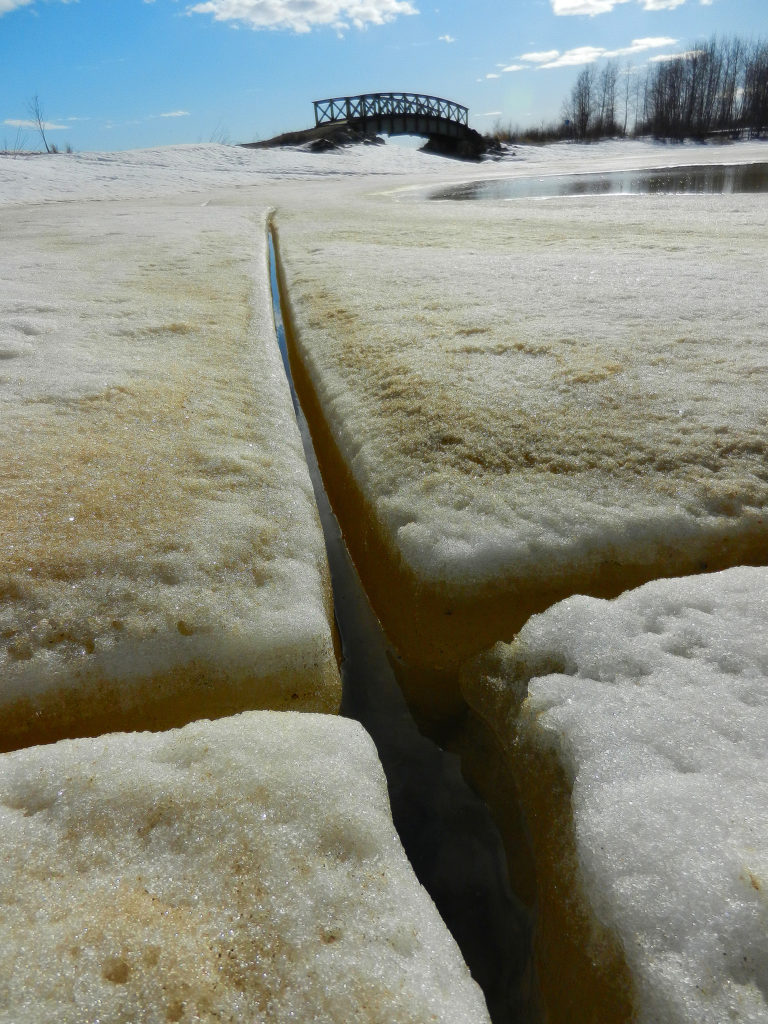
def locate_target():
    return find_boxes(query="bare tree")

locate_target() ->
[742,39,768,134]
[620,61,635,136]
[564,66,596,140]
[28,94,51,153]
[1,125,28,157]
[596,61,619,136]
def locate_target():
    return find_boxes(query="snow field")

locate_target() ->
[0,197,340,751]
[0,711,490,1023]
[460,566,768,1024]
[275,181,768,720]
[2,139,766,1020]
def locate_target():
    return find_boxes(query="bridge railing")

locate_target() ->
[313,93,469,128]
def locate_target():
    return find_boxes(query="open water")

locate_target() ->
[433,161,768,201]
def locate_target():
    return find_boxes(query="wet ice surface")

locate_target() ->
[269,228,530,1023]
[462,567,768,1024]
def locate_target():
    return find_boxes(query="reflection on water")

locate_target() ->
[433,162,768,201]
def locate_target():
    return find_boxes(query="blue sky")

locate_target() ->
[1,0,764,150]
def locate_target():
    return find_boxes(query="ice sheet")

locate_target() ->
[0,711,490,1023]
[0,198,340,748]
[275,165,768,680]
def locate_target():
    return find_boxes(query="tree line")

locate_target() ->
[494,35,767,144]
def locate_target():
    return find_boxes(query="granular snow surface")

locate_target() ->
[461,566,768,1023]
[0,711,490,1023]
[0,182,343,748]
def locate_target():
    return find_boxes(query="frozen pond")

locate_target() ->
[432,161,768,201]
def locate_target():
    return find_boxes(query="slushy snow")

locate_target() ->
[461,566,768,1023]
[0,711,490,1023]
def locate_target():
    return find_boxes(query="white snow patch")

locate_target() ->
[465,566,768,1024]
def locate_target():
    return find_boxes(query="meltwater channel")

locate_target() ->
[267,224,531,1024]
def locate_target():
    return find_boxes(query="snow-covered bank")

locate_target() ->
[0,197,340,751]
[0,711,490,1023]
[1,137,765,207]
[461,567,768,1024]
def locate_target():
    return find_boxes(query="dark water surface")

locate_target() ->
[432,161,768,201]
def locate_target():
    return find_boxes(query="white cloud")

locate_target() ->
[485,73,500,79]
[551,0,629,13]
[551,0,685,13]
[478,111,502,117]
[520,49,560,62]
[541,45,605,67]
[649,48,702,61]
[0,0,32,12]
[4,118,68,130]
[1,0,77,13]
[438,33,454,42]
[159,110,191,117]
[518,36,677,69]
[606,35,677,56]
[187,0,418,33]
[500,64,525,72]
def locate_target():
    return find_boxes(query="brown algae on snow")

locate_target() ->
[0,200,340,751]
[273,190,768,724]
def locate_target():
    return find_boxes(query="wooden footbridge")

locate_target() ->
[313,92,483,155]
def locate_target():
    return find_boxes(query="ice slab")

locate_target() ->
[460,566,768,1024]
[0,711,490,1023]
[275,184,768,716]
[0,199,340,750]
